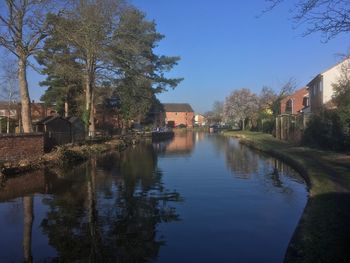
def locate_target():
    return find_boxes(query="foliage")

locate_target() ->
[36,21,83,116]
[302,109,349,150]
[110,7,182,124]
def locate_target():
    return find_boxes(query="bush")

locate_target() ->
[302,109,350,151]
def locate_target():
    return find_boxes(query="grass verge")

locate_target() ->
[224,131,350,263]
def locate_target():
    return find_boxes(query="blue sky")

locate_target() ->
[25,0,350,114]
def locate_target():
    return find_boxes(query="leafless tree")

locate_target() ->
[224,88,259,130]
[264,0,350,40]
[259,78,295,115]
[0,0,57,132]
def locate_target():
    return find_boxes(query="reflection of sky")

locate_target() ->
[157,133,307,263]
[0,133,307,263]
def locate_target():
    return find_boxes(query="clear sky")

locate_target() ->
[25,0,350,114]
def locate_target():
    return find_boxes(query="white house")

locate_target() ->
[307,57,350,113]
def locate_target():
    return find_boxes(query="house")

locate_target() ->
[162,103,194,128]
[31,102,56,121]
[280,87,309,115]
[66,116,85,143]
[0,101,56,131]
[0,101,18,119]
[194,114,206,126]
[307,57,350,113]
[35,116,71,151]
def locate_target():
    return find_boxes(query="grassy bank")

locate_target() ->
[224,131,350,263]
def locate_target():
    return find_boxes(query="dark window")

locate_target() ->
[302,96,309,107]
[285,99,293,113]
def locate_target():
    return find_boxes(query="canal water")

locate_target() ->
[0,132,307,263]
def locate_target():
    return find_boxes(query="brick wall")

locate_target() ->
[280,87,309,114]
[0,133,44,162]
[166,112,194,128]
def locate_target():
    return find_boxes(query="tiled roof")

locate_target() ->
[162,103,194,112]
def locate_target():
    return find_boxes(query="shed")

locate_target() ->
[35,116,71,151]
[66,116,86,143]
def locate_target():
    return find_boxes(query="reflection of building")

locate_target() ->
[163,103,194,128]
[154,132,195,156]
[167,132,194,154]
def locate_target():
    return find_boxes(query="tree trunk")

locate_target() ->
[64,101,69,117]
[23,196,34,263]
[85,62,95,138]
[18,57,33,133]
[242,119,245,130]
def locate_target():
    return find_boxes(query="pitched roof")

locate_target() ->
[35,116,69,125]
[162,103,194,112]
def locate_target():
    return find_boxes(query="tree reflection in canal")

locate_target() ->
[40,143,181,262]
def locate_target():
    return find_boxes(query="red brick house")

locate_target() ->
[280,87,309,114]
[163,103,194,128]
[0,101,56,122]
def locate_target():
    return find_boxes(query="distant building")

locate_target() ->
[31,102,57,121]
[162,103,194,128]
[0,101,56,122]
[194,114,206,126]
[0,101,19,119]
[307,57,350,113]
[280,87,309,115]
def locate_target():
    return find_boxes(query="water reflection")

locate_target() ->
[0,133,307,263]
[154,131,195,157]
[41,144,181,262]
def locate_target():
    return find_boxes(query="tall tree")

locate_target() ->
[265,0,350,40]
[0,0,55,132]
[110,7,182,126]
[50,0,121,136]
[36,19,83,117]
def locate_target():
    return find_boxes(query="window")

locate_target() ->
[285,99,293,113]
[302,96,309,107]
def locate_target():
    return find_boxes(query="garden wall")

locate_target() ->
[0,133,44,162]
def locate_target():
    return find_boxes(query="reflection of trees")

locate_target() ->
[224,139,259,178]
[40,143,181,262]
[23,196,33,263]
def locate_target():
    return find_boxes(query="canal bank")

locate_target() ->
[224,131,350,263]
[0,134,145,177]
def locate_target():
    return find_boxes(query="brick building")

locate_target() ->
[0,101,56,121]
[280,87,309,114]
[163,103,194,128]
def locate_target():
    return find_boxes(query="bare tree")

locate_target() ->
[259,78,295,115]
[0,60,19,133]
[265,0,350,40]
[224,88,259,130]
[0,0,57,132]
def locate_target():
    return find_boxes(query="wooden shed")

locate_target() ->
[35,116,71,151]
[66,116,86,143]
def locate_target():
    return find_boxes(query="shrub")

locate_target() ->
[302,109,350,151]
